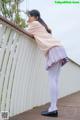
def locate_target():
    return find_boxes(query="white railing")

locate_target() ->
[0,16,80,117]
[0,16,50,117]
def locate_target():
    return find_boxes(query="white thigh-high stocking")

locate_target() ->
[47,61,62,112]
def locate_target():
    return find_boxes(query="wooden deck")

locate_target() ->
[10,91,80,120]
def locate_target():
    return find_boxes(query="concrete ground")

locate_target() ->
[10,91,80,120]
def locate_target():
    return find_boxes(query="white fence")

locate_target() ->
[0,16,80,117]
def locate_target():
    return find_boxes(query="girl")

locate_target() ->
[26,9,69,117]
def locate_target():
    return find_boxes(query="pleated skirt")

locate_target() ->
[45,46,69,70]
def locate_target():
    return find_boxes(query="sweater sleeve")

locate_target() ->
[27,21,40,35]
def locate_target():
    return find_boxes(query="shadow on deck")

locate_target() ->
[10,91,80,120]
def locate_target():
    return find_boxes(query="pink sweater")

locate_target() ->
[27,21,63,56]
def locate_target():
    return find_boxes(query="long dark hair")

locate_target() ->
[28,9,52,34]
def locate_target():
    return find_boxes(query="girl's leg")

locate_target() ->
[47,61,62,112]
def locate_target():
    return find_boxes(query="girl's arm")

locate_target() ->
[26,31,34,38]
[25,22,36,38]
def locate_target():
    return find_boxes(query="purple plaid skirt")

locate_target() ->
[45,46,69,70]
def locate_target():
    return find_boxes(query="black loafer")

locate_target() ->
[41,110,58,117]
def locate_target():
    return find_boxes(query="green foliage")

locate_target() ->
[0,0,27,28]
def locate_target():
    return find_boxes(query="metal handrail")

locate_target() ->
[0,15,34,38]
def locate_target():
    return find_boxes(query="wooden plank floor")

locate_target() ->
[10,91,80,120]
